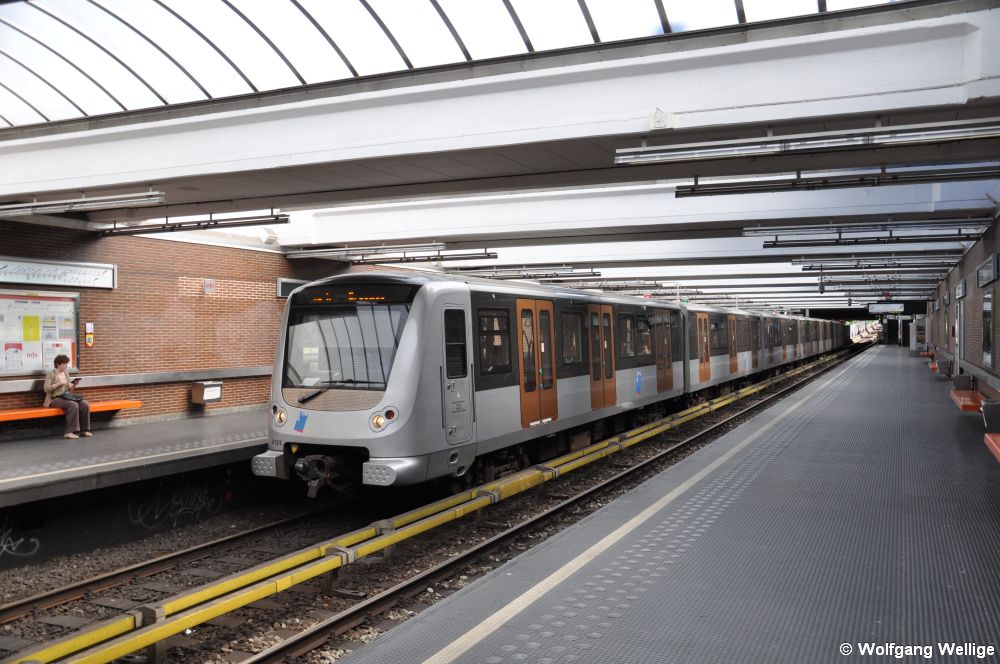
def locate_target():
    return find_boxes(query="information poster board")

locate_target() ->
[0,290,78,375]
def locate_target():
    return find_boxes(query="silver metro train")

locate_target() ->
[252,272,848,494]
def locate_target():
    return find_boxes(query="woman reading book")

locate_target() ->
[43,354,92,439]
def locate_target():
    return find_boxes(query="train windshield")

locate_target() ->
[283,304,410,391]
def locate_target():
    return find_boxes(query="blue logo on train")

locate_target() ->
[293,411,308,432]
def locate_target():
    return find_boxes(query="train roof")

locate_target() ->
[299,270,835,322]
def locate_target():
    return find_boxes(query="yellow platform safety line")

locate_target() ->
[11,352,842,664]
[53,494,504,664]
[7,615,136,664]
[161,525,380,616]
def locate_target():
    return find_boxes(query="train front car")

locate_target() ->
[252,273,477,495]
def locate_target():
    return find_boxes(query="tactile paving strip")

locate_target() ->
[344,347,1000,663]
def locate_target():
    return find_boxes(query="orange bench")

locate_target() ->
[919,351,934,358]
[985,434,1000,463]
[0,400,142,423]
[950,391,984,412]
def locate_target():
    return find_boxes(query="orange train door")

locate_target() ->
[654,312,673,392]
[588,304,616,409]
[516,299,557,428]
[751,318,760,369]
[728,315,738,374]
[697,313,711,383]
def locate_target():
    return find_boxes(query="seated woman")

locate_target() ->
[43,354,92,439]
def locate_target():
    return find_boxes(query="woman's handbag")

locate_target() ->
[63,391,85,402]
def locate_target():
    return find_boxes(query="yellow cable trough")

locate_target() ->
[8,352,840,664]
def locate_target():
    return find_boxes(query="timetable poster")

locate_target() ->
[0,291,77,375]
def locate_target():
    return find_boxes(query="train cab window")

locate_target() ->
[478,309,511,375]
[636,316,653,358]
[590,312,602,380]
[521,309,536,392]
[284,301,409,391]
[561,312,584,365]
[617,315,635,358]
[444,310,467,379]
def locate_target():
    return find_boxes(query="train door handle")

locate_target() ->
[448,426,456,436]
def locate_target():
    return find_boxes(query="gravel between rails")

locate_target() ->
[1,353,852,662]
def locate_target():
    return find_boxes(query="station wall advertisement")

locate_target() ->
[0,290,78,375]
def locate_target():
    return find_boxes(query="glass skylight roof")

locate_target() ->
[0,0,901,128]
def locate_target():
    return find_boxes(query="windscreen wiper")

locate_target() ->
[297,379,383,404]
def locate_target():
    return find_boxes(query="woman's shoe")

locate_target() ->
[64,433,79,439]
[80,431,93,437]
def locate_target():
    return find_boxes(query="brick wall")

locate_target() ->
[926,220,1000,380]
[0,219,339,419]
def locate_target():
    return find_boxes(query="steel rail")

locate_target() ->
[245,343,872,662]
[6,345,865,663]
[0,509,332,625]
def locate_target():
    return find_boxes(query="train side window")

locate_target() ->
[617,315,635,358]
[444,310,467,379]
[521,309,536,392]
[603,313,614,379]
[710,317,729,354]
[689,315,698,360]
[671,310,683,361]
[590,312,602,380]
[561,312,584,364]
[636,316,653,357]
[540,310,553,389]
[737,318,750,352]
[478,309,511,375]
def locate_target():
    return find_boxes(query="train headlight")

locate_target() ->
[274,408,287,426]
[370,406,399,431]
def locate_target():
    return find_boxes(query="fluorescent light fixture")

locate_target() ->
[351,251,498,265]
[289,244,496,264]
[741,217,993,237]
[674,162,1000,197]
[0,191,166,216]
[791,253,960,265]
[615,119,1000,165]
[289,243,447,259]
[450,264,580,275]
[450,268,602,280]
[99,213,289,236]
[762,232,981,248]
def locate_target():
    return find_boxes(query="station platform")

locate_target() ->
[345,345,1000,664]
[0,409,268,508]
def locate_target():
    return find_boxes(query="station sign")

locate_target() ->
[0,257,116,289]
[868,302,905,313]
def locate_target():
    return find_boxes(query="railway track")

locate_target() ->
[0,511,343,626]
[245,343,871,663]
[1,345,867,664]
